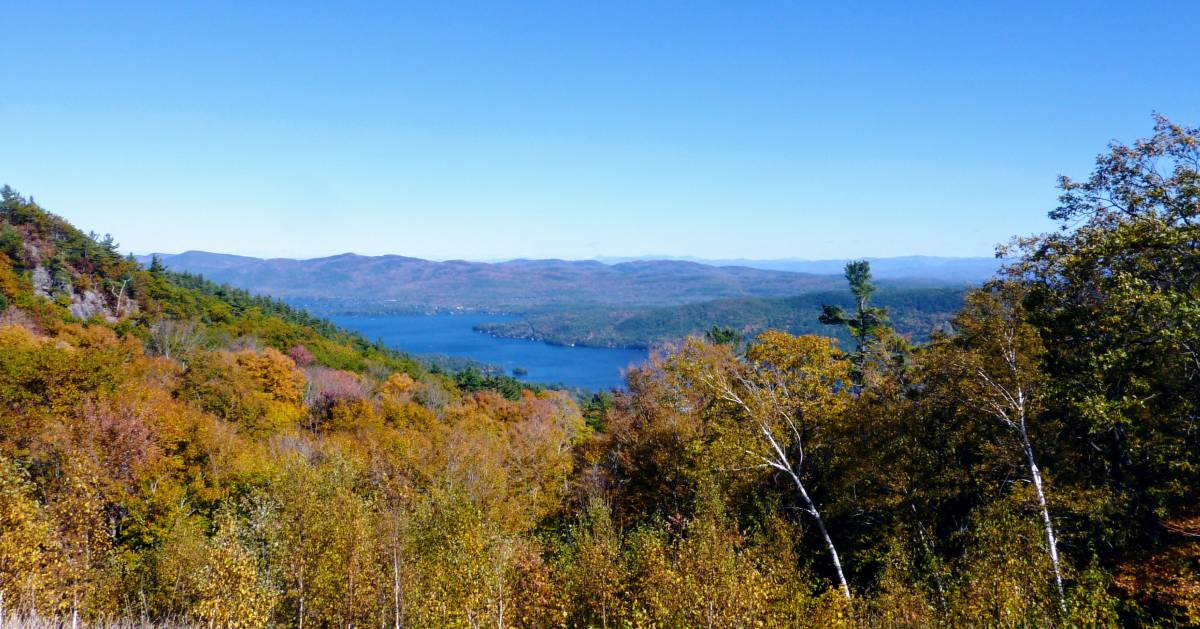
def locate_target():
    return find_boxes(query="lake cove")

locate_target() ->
[329,313,649,391]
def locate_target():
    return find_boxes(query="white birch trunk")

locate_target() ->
[392,546,402,629]
[1021,430,1066,613]
[789,471,851,600]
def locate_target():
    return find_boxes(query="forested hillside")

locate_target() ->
[1,116,1198,627]
[474,287,966,349]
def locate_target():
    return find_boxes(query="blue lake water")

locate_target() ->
[329,314,648,391]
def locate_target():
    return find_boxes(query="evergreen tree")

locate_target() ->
[148,254,167,275]
[819,260,890,375]
[704,325,741,347]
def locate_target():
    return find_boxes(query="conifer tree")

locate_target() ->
[819,260,889,377]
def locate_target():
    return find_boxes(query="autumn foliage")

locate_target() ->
[1,116,1198,627]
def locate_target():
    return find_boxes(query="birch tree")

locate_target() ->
[948,286,1066,613]
[671,332,855,600]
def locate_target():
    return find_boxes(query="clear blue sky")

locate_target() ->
[1,2,1197,260]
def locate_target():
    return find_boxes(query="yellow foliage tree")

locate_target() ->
[192,515,276,629]
[0,456,64,616]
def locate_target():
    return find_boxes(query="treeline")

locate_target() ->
[0,116,1197,627]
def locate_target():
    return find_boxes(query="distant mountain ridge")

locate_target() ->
[593,255,1006,283]
[138,250,868,311]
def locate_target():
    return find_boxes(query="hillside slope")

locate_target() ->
[0,187,581,624]
[0,191,430,377]
[476,288,967,348]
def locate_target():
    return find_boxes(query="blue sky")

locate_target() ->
[1,2,1197,260]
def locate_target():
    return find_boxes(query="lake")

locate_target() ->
[329,313,649,391]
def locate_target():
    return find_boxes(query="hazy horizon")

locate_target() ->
[134,248,1002,265]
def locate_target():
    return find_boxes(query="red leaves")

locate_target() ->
[288,344,315,367]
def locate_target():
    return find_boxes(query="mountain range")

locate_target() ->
[592,255,1006,282]
[138,251,996,313]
